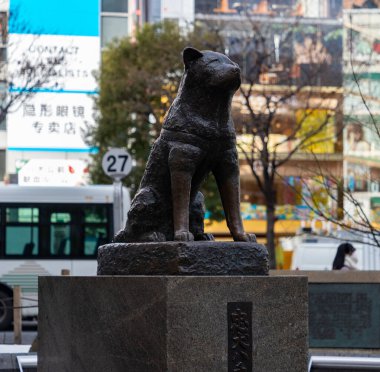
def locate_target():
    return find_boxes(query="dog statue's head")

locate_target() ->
[182,47,241,92]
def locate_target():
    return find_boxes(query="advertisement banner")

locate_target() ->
[8,34,99,93]
[7,93,95,150]
[343,11,380,73]
[346,161,380,193]
[344,116,380,157]
[240,203,327,221]
[296,109,336,153]
[7,0,100,152]
[240,175,337,220]
[18,159,89,186]
[370,197,380,223]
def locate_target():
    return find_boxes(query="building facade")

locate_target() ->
[343,8,380,224]
[195,1,344,226]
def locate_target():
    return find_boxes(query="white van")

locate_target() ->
[285,230,380,271]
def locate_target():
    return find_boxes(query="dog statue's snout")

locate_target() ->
[231,64,240,74]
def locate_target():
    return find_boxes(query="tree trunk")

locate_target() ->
[266,202,276,270]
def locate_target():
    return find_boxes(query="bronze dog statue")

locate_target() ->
[114,47,256,243]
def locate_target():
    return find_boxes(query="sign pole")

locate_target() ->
[102,148,133,235]
[113,178,123,235]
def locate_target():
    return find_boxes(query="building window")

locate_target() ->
[101,16,128,47]
[0,12,7,45]
[0,47,5,62]
[102,0,128,13]
[0,150,4,180]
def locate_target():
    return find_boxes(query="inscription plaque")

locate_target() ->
[309,284,380,348]
[228,302,253,372]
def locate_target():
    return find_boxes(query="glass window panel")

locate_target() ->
[50,225,71,256]
[0,47,6,62]
[84,206,108,223]
[101,16,128,47]
[50,212,71,223]
[84,226,108,256]
[6,208,39,223]
[0,82,7,95]
[6,226,38,255]
[101,0,128,12]
[0,12,7,44]
[0,150,4,181]
[0,83,6,121]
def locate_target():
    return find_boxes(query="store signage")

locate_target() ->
[7,0,100,152]
[18,159,89,186]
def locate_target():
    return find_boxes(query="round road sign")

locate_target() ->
[102,148,132,179]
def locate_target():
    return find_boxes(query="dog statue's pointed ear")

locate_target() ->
[183,47,203,69]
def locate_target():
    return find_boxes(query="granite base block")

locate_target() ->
[38,276,308,372]
[97,241,269,276]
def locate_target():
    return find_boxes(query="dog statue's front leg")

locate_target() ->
[217,177,256,242]
[168,143,202,241]
[213,148,257,243]
[171,169,194,241]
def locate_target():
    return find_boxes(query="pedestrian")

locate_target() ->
[332,243,358,270]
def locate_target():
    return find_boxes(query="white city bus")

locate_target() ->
[0,185,130,329]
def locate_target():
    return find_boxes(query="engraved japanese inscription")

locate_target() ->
[228,302,253,372]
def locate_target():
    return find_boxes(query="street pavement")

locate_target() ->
[0,321,37,346]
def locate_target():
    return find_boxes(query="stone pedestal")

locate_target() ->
[38,275,308,372]
[97,241,269,276]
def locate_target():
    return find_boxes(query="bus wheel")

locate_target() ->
[0,290,12,330]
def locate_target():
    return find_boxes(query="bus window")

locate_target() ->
[5,207,39,256]
[84,206,107,223]
[50,212,72,256]
[84,226,108,255]
[6,207,39,223]
[83,206,110,256]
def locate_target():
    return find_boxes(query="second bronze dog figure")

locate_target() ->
[114,47,256,243]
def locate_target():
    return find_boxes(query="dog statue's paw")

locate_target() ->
[246,233,257,242]
[174,230,194,241]
[195,233,215,241]
[144,232,166,242]
[233,232,257,243]
[113,229,126,243]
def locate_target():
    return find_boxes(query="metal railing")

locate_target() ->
[309,356,380,370]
